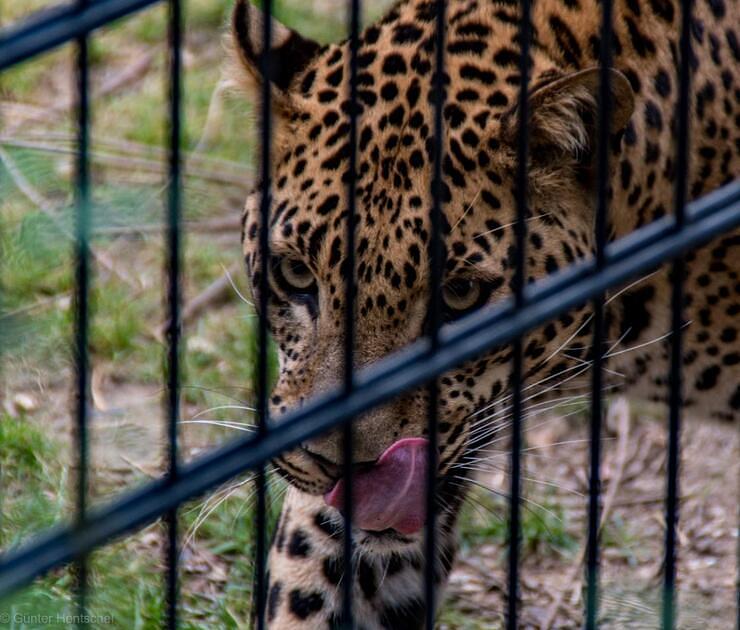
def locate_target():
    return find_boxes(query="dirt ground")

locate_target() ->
[445,402,739,629]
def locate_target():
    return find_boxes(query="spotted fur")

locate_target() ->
[230,0,739,625]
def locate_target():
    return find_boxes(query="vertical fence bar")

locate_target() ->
[425,1,445,626]
[506,0,531,627]
[662,0,692,627]
[164,0,183,627]
[255,1,274,627]
[585,0,614,625]
[73,1,91,622]
[341,0,361,626]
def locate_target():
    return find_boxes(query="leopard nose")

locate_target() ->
[301,405,408,468]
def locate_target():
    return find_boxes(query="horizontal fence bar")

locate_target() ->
[0,179,738,597]
[0,0,162,71]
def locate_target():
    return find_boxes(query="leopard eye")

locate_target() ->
[442,278,482,313]
[278,257,316,293]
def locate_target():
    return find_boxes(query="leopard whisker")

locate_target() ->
[467,360,593,421]
[604,320,692,359]
[469,324,631,424]
[451,475,565,527]
[222,263,254,307]
[450,187,482,234]
[562,352,625,378]
[445,478,506,523]
[192,403,257,418]
[467,401,581,445]
[470,401,591,450]
[464,492,507,524]
[179,419,257,432]
[540,269,657,365]
[476,212,554,238]
[453,462,584,497]
[184,472,282,553]
[464,437,613,466]
[183,475,255,550]
[482,404,593,450]
[467,380,620,456]
[468,387,590,426]
[468,384,602,435]
[233,476,286,528]
[159,384,252,405]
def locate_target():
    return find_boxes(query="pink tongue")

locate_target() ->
[324,437,428,535]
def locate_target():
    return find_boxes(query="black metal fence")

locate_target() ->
[0,0,738,629]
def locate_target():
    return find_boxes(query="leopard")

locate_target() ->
[227,0,739,626]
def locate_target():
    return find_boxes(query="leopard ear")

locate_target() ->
[229,0,322,114]
[502,68,634,172]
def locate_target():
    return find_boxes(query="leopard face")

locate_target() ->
[232,0,638,532]
[230,0,740,544]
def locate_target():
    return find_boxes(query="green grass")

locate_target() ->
[0,414,66,549]
[0,0,57,23]
[0,407,285,628]
[127,0,233,44]
[458,488,577,556]
[600,513,642,565]
[1,3,267,622]
[188,0,234,28]
[92,284,152,360]
[0,158,74,365]
[438,608,502,630]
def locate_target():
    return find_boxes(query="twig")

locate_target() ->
[11,130,249,177]
[194,78,227,153]
[92,215,241,237]
[119,454,159,479]
[0,293,71,319]
[0,137,250,188]
[542,397,631,629]
[0,146,139,290]
[96,53,155,100]
[0,101,48,119]
[612,491,695,508]
[154,262,246,340]
[182,263,244,327]
[4,53,154,135]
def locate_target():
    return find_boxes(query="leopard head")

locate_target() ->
[230,0,634,539]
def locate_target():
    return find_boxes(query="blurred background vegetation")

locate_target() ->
[0,1,378,627]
